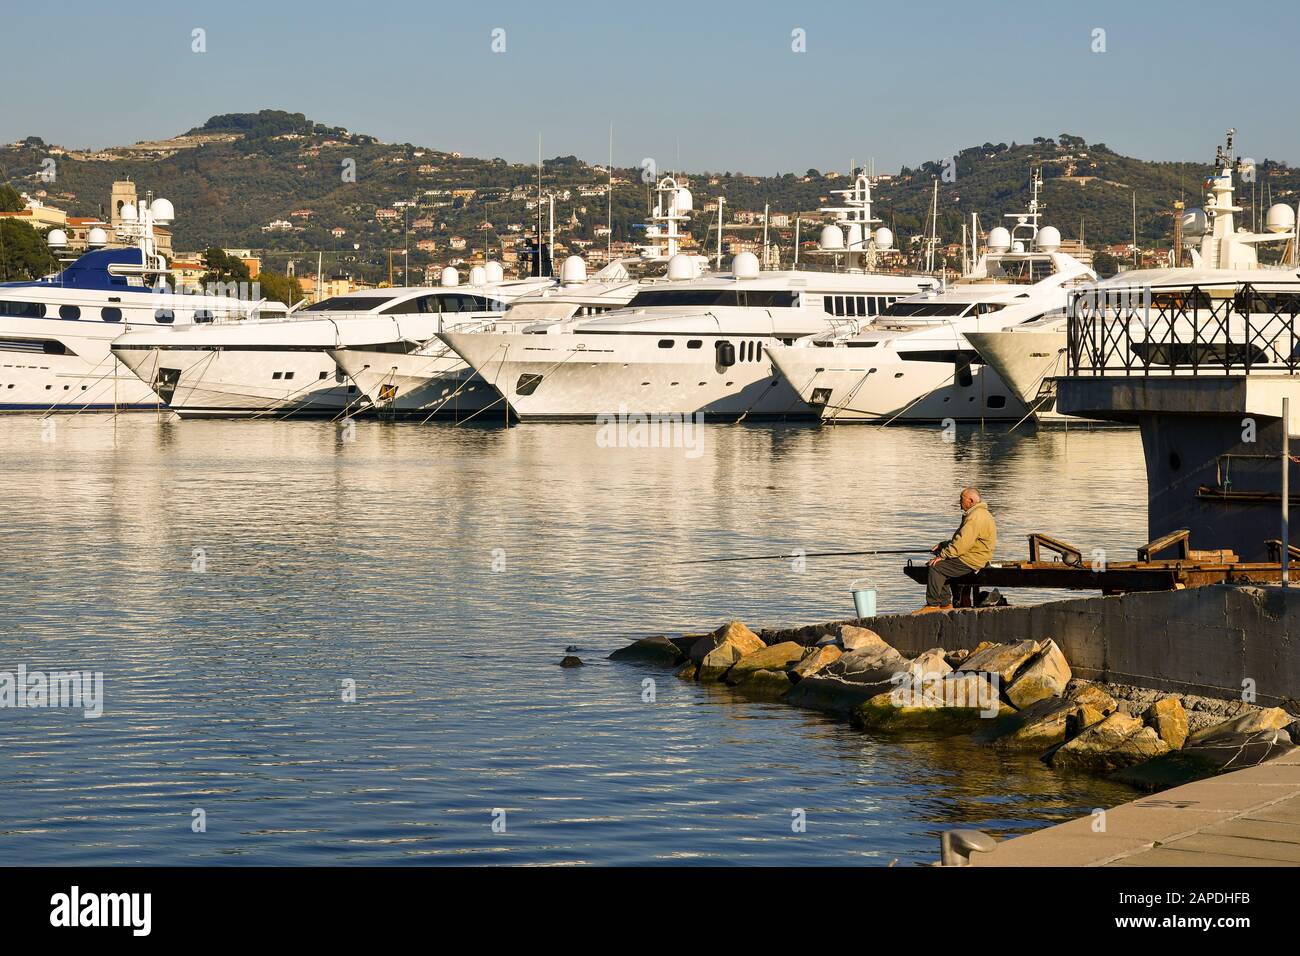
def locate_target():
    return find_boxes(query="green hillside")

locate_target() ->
[3,110,1297,282]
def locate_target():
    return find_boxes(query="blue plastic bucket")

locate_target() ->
[850,578,877,619]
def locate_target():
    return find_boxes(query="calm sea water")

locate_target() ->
[0,414,1147,865]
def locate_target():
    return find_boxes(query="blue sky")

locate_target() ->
[5,0,1297,174]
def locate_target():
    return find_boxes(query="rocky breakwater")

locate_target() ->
[609,621,1300,791]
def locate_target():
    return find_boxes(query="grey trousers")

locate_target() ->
[926,558,974,606]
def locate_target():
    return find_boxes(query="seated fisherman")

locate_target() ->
[915,487,997,614]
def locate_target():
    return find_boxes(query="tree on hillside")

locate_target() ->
[257,270,303,307]
[0,221,58,281]
[1093,251,1119,277]
[201,247,251,283]
[0,184,25,213]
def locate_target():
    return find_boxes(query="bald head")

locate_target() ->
[960,487,981,510]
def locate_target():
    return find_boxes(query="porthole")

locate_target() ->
[59,305,80,320]
[101,307,123,322]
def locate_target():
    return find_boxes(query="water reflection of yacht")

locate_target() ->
[329,258,638,418]
[969,131,1299,423]
[438,173,936,421]
[111,265,551,418]
[1,194,287,411]
[767,172,1095,422]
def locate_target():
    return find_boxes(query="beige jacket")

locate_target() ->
[940,501,997,570]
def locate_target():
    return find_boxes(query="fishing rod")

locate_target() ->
[672,547,933,566]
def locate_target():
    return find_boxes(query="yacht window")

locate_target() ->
[687,339,703,349]
[59,305,80,320]
[101,307,122,322]
[756,342,763,361]
[319,371,329,379]
[301,295,395,312]
[157,309,176,324]
[284,371,295,380]
[625,289,798,309]
[658,339,674,349]
[866,297,877,317]
[988,395,1007,409]
[0,301,47,318]
[883,302,971,317]
[273,372,283,380]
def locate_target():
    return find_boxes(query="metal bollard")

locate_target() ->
[939,829,997,866]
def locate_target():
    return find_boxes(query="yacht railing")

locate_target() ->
[1067,284,1300,376]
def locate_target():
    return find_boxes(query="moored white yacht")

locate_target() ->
[438,173,937,421]
[111,265,552,418]
[0,194,287,412]
[329,257,639,418]
[767,172,1096,422]
[969,131,1300,423]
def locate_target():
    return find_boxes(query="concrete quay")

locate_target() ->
[971,748,1300,867]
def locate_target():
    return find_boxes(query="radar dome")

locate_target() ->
[666,252,695,281]
[1035,226,1061,252]
[818,225,845,251]
[1265,203,1296,234]
[150,198,175,223]
[1012,240,1025,253]
[47,229,67,248]
[560,255,587,284]
[469,265,487,286]
[484,261,504,283]
[873,227,893,251]
[674,187,693,213]
[986,226,1011,253]
[119,203,137,223]
[732,251,760,279]
[1181,207,1208,239]
[87,227,108,247]
[440,267,459,287]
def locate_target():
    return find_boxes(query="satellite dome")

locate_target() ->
[818,225,845,251]
[666,252,695,280]
[987,226,1011,253]
[440,267,459,287]
[1265,203,1296,234]
[469,265,487,286]
[47,229,67,248]
[845,223,864,250]
[732,251,760,279]
[484,261,504,283]
[1181,207,1208,239]
[560,255,587,285]
[120,203,137,223]
[150,197,175,223]
[87,227,108,247]
[1035,225,1061,252]
[873,227,893,250]
[1012,240,1025,253]
[674,187,693,213]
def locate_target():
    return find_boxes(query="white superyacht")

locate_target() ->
[439,173,937,421]
[0,194,287,412]
[111,267,552,417]
[968,130,1300,423]
[766,174,1095,423]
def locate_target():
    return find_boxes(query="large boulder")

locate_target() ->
[852,671,1008,732]
[725,641,806,684]
[1049,712,1171,773]
[1142,696,1189,750]
[993,697,1101,751]
[960,640,1041,685]
[609,635,686,666]
[790,645,841,682]
[731,669,795,698]
[1005,640,1071,709]
[690,621,766,681]
[1187,706,1294,746]
[781,638,908,714]
[675,661,698,681]
[1066,682,1119,715]
[838,625,890,653]
[1114,728,1295,791]
[902,648,952,680]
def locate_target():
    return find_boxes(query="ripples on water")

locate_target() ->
[0,414,1146,865]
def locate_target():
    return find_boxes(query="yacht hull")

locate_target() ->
[439,330,817,421]
[965,328,1072,423]
[328,349,502,418]
[767,343,1030,422]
